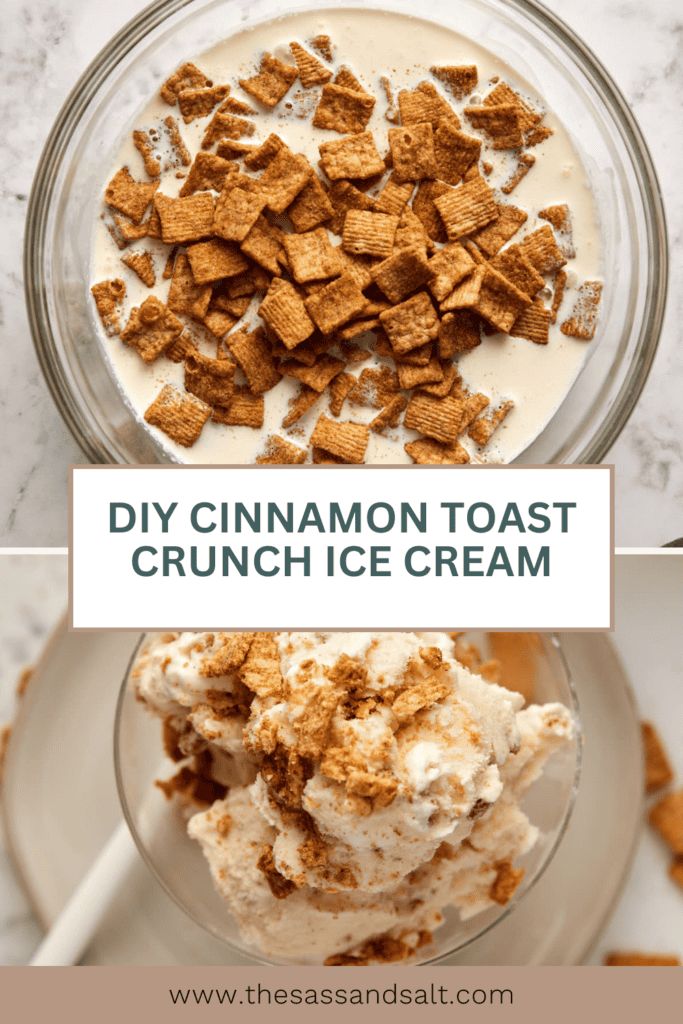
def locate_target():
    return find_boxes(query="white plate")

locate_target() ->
[2,624,643,965]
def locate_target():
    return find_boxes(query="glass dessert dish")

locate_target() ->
[114,631,580,966]
[25,0,666,466]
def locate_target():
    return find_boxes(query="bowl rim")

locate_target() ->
[24,0,669,465]
[113,630,582,966]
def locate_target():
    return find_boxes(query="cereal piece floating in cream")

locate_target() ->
[310,414,370,464]
[144,384,212,447]
[185,351,236,406]
[255,435,307,464]
[120,295,184,362]
[238,53,298,108]
[91,279,125,336]
[289,41,333,88]
[160,62,211,105]
[430,64,478,100]
[560,281,603,341]
[105,167,159,224]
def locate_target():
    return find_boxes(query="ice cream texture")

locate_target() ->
[133,631,574,963]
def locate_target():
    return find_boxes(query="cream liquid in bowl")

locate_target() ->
[90,7,601,465]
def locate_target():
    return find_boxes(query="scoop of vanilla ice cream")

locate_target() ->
[134,631,574,963]
[245,632,524,891]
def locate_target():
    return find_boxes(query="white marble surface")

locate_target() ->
[0,553,682,965]
[0,0,681,545]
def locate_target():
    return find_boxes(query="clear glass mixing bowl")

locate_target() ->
[114,631,580,965]
[24,0,667,465]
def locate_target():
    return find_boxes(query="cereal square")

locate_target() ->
[336,247,376,291]
[212,386,265,428]
[120,295,184,361]
[470,203,527,256]
[433,122,481,185]
[419,359,460,397]
[604,954,680,967]
[313,83,376,134]
[428,242,476,302]
[105,167,159,223]
[202,111,255,148]
[404,392,465,443]
[440,266,486,312]
[179,152,237,198]
[203,305,237,338]
[374,175,415,217]
[405,436,470,464]
[240,215,288,275]
[501,153,536,195]
[433,178,498,240]
[369,394,408,433]
[379,291,439,354]
[283,227,344,283]
[310,414,369,463]
[476,265,531,333]
[334,67,366,92]
[177,84,231,123]
[256,436,307,464]
[287,175,334,233]
[372,246,432,304]
[490,245,545,297]
[560,282,603,341]
[185,350,236,406]
[509,299,551,344]
[319,132,385,181]
[551,269,567,325]
[304,272,368,334]
[214,186,268,241]
[238,54,299,108]
[91,279,126,335]
[144,384,211,446]
[258,148,312,214]
[641,722,674,794]
[388,123,438,183]
[464,104,523,149]
[342,210,399,258]
[289,41,333,87]
[258,279,316,348]
[391,206,433,256]
[438,310,481,357]
[226,324,282,395]
[328,372,357,417]
[155,191,215,244]
[281,354,346,392]
[539,204,575,259]
[327,180,376,234]
[468,399,514,446]
[121,250,155,288]
[483,82,542,135]
[397,83,458,128]
[348,366,400,409]
[281,385,322,428]
[186,238,249,283]
[167,252,213,319]
[519,225,567,275]
[396,355,444,390]
[430,65,478,101]
[160,62,211,105]
[649,791,683,855]
[412,180,452,243]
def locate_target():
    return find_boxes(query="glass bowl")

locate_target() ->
[114,631,581,965]
[25,0,667,466]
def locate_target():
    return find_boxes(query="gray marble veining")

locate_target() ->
[0,0,681,546]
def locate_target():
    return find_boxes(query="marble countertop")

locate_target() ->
[1,553,682,965]
[0,0,681,546]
